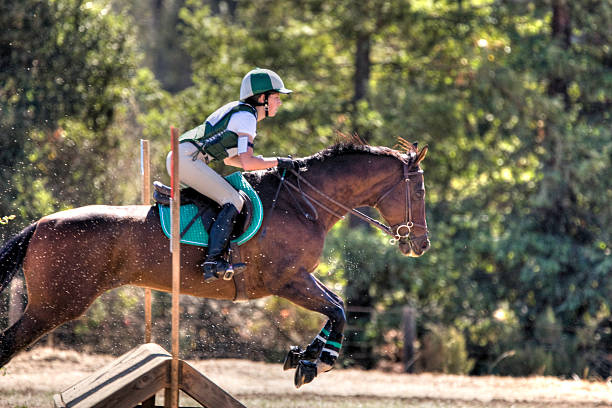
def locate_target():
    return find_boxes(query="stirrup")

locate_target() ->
[222,264,235,281]
[203,261,246,283]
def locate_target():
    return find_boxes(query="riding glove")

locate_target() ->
[277,157,297,170]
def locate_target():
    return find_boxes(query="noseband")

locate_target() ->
[274,163,428,246]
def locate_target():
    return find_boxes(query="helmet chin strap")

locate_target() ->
[251,93,270,118]
[263,94,269,118]
[246,93,270,118]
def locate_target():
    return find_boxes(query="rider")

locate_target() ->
[166,68,296,282]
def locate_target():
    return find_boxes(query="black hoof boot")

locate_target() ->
[294,360,317,388]
[283,346,304,371]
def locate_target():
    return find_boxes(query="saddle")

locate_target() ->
[152,181,253,241]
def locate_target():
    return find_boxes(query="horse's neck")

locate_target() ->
[304,154,395,226]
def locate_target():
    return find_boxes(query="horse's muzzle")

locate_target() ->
[399,233,430,257]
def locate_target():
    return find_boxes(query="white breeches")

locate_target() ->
[166,142,244,212]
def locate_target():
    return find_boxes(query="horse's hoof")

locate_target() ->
[283,346,303,371]
[294,360,317,388]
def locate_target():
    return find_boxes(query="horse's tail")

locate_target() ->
[0,223,37,293]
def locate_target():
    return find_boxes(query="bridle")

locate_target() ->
[270,163,428,246]
[373,164,428,245]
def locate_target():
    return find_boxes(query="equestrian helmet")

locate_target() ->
[240,68,292,101]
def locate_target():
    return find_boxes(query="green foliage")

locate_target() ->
[418,323,475,375]
[57,287,144,355]
[0,0,140,237]
[0,215,16,225]
[315,0,611,376]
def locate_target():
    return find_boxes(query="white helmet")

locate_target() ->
[240,68,292,101]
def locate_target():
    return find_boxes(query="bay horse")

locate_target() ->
[0,142,429,387]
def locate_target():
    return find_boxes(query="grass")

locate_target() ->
[1,347,611,408]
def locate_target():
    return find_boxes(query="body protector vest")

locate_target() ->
[179,102,257,161]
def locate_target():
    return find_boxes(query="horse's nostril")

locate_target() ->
[422,240,430,251]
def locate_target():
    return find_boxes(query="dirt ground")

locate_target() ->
[1,347,612,407]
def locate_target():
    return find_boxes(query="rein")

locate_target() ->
[272,164,427,242]
[260,169,319,238]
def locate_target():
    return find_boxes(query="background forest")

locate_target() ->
[1,0,610,378]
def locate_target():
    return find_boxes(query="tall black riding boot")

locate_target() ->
[203,203,239,283]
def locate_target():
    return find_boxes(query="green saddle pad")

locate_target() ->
[158,172,263,247]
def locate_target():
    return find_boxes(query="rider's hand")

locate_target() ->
[277,157,297,170]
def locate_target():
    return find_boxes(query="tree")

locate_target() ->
[0,0,138,236]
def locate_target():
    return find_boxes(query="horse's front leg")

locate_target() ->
[271,270,346,388]
[283,275,345,369]
[283,320,332,370]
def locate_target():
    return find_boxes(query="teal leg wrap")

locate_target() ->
[320,331,343,366]
[304,321,332,360]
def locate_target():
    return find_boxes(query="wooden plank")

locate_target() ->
[141,139,153,344]
[53,393,64,407]
[54,343,248,408]
[54,343,171,408]
[180,361,247,408]
[164,387,172,408]
[141,394,156,408]
[170,126,181,408]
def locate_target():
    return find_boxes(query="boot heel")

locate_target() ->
[203,262,219,283]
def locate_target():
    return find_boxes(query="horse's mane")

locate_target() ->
[242,139,420,199]
[244,138,418,185]
[305,141,415,165]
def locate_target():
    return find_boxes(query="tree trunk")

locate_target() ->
[343,29,375,369]
[548,0,571,107]
[402,306,417,373]
[353,33,371,105]
[350,32,372,141]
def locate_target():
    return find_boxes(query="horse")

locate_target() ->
[0,141,429,387]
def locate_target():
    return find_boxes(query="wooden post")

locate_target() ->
[141,139,153,344]
[402,306,416,373]
[169,127,181,408]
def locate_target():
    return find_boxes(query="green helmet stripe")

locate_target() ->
[250,72,274,94]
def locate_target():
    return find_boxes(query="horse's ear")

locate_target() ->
[416,145,428,165]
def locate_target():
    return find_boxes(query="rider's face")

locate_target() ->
[261,93,282,117]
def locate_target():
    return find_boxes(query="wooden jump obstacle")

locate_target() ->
[53,343,247,408]
[54,130,246,407]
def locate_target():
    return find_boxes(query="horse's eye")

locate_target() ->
[414,190,425,199]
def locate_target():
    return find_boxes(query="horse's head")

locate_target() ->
[375,146,430,257]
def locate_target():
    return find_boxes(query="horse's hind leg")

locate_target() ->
[0,285,103,368]
[0,304,58,367]
[1,223,111,368]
